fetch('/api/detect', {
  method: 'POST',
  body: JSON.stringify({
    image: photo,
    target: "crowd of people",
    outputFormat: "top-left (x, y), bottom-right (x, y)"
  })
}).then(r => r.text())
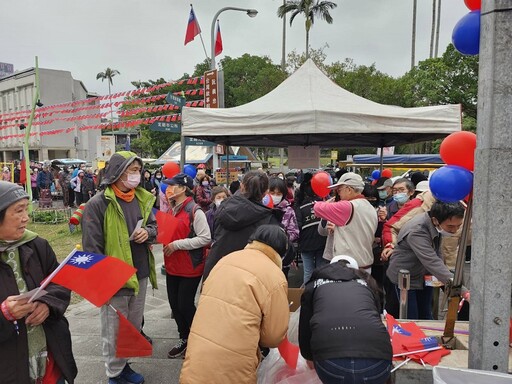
top-left (0, 150), bottom-right (470, 384)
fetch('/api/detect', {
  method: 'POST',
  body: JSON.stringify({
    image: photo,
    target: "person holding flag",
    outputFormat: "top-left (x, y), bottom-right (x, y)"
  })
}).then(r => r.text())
top-left (0, 180), bottom-right (77, 384)
top-left (82, 151), bottom-right (157, 384)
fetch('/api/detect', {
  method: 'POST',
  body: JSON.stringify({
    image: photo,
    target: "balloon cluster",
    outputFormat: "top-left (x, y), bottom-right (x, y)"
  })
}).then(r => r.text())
top-left (429, 131), bottom-right (476, 202)
top-left (452, 0), bottom-right (480, 55)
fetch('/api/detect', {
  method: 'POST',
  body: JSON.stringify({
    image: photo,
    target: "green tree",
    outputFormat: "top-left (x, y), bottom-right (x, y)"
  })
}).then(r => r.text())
top-left (286, 45), bottom-right (329, 73)
top-left (277, 0), bottom-right (337, 59)
top-left (399, 44), bottom-right (478, 121)
top-left (219, 54), bottom-right (288, 107)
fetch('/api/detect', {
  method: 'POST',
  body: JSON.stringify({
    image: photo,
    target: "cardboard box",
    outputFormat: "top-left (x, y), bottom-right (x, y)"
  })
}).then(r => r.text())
top-left (288, 288), bottom-right (304, 312)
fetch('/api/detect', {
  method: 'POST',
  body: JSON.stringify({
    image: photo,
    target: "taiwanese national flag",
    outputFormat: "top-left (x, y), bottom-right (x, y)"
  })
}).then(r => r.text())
top-left (155, 210), bottom-right (183, 245)
top-left (51, 251), bottom-right (136, 307)
top-left (115, 309), bottom-right (153, 357)
top-left (214, 20), bottom-right (223, 56)
top-left (184, 5), bottom-right (201, 45)
top-left (385, 313), bottom-right (450, 366)
top-left (278, 336), bottom-right (299, 369)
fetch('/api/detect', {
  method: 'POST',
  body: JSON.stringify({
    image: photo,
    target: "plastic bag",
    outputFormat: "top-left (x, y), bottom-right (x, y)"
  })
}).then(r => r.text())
top-left (287, 308), bottom-right (301, 345)
top-left (257, 348), bottom-right (321, 384)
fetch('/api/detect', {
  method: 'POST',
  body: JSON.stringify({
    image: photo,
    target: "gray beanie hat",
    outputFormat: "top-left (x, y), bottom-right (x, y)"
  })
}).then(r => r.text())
top-left (0, 181), bottom-right (29, 212)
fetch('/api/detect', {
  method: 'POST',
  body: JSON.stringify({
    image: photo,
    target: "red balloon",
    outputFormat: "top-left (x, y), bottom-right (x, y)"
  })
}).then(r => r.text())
top-left (162, 161), bottom-right (180, 179)
top-left (464, 0), bottom-right (481, 11)
top-left (381, 169), bottom-right (393, 178)
top-left (440, 131), bottom-right (476, 171)
top-left (311, 171), bottom-right (332, 198)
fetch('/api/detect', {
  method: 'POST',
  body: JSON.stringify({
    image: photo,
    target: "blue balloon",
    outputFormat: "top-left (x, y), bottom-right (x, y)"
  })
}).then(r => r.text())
top-left (160, 182), bottom-right (168, 194)
top-left (429, 165), bottom-right (473, 203)
top-left (452, 11), bottom-right (480, 56)
top-left (371, 170), bottom-right (381, 180)
top-left (183, 164), bottom-right (197, 178)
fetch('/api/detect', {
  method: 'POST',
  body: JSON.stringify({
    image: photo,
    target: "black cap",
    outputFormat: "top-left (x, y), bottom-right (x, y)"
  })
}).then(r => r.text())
top-left (163, 173), bottom-right (193, 189)
top-left (410, 171), bottom-right (428, 186)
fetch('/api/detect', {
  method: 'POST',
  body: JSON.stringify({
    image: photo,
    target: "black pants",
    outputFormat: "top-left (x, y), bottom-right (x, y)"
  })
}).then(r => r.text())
top-left (166, 274), bottom-right (201, 340)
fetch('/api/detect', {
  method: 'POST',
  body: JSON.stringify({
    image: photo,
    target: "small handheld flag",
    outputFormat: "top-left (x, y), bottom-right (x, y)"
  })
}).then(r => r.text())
top-left (115, 308), bottom-right (153, 357)
top-left (33, 248), bottom-right (136, 307)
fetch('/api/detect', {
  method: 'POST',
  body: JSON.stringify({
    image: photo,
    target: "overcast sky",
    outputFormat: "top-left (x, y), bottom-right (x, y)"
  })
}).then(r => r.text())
top-left (1, 0), bottom-right (470, 97)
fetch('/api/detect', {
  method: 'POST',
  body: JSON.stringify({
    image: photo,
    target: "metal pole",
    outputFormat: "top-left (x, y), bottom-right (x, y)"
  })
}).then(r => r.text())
top-left (398, 269), bottom-right (410, 319)
top-left (469, 1), bottom-right (512, 372)
top-left (24, 56), bottom-right (39, 214)
top-left (210, 7), bottom-right (258, 70)
top-left (281, 0), bottom-right (286, 71)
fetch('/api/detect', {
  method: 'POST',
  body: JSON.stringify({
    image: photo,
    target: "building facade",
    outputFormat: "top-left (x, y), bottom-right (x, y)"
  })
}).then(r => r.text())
top-left (0, 67), bottom-right (101, 162)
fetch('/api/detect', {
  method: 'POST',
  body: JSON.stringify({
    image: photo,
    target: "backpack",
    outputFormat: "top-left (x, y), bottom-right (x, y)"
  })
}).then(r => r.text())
top-left (183, 200), bottom-right (209, 268)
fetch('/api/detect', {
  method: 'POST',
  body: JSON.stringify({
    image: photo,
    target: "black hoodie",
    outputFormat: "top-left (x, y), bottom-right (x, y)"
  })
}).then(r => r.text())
top-left (299, 262), bottom-right (392, 362)
top-left (202, 194), bottom-right (282, 280)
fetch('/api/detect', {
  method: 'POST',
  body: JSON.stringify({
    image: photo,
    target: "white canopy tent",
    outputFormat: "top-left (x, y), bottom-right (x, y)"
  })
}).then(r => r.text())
top-left (182, 59), bottom-right (461, 148)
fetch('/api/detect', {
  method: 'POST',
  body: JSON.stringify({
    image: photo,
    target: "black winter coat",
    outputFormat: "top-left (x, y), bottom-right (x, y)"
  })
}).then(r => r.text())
top-left (0, 237), bottom-right (77, 384)
top-left (202, 194), bottom-right (282, 280)
top-left (299, 262), bottom-right (392, 362)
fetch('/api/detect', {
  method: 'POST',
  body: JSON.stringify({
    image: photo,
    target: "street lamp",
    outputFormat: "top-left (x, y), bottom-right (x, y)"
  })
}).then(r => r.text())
top-left (210, 7), bottom-right (258, 70)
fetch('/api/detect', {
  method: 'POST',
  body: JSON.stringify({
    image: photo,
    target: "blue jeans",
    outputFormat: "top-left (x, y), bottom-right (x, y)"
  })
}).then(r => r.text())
top-left (394, 285), bottom-right (434, 320)
top-left (301, 249), bottom-right (327, 284)
top-left (315, 358), bottom-right (391, 384)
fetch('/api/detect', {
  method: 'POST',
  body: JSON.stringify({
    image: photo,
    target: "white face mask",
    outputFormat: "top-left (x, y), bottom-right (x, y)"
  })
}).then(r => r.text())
top-left (271, 195), bottom-right (282, 206)
top-left (214, 199), bottom-right (223, 207)
top-left (122, 173), bottom-right (141, 189)
top-left (202, 181), bottom-right (209, 186)
top-left (439, 228), bottom-right (456, 237)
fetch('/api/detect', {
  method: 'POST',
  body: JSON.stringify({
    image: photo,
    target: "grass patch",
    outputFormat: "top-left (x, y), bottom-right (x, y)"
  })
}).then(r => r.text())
top-left (27, 221), bottom-right (84, 304)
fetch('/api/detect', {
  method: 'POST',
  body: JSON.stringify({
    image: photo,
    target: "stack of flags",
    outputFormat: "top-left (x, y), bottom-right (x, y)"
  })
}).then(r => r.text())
top-left (386, 313), bottom-right (450, 368)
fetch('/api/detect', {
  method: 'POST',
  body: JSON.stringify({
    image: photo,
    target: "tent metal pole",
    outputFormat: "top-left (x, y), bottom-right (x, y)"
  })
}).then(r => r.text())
top-left (379, 146), bottom-right (384, 172)
top-left (180, 135), bottom-right (186, 172)
top-left (226, 143), bottom-right (230, 188)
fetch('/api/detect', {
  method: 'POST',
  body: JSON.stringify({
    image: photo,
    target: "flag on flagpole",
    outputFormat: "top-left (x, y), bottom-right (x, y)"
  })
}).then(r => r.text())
top-left (214, 20), bottom-right (223, 56)
top-left (115, 309), bottom-right (153, 357)
top-left (49, 250), bottom-right (136, 307)
top-left (184, 5), bottom-right (201, 45)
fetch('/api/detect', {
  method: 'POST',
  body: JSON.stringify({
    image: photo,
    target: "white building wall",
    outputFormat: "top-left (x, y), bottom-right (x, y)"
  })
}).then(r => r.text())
top-left (0, 68), bottom-right (101, 162)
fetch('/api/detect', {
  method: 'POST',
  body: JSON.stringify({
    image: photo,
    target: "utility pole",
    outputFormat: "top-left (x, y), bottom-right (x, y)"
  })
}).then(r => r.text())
top-left (469, 0), bottom-right (512, 372)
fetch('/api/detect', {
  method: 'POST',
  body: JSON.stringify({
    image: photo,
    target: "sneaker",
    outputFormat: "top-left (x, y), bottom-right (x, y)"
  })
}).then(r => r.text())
top-left (140, 329), bottom-right (153, 345)
top-left (167, 338), bottom-right (187, 359)
top-left (119, 363), bottom-right (144, 384)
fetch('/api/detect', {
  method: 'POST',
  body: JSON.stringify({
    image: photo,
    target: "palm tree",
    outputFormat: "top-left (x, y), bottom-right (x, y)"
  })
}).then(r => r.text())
top-left (96, 68), bottom-right (120, 131)
top-left (277, 0), bottom-right (337, 60)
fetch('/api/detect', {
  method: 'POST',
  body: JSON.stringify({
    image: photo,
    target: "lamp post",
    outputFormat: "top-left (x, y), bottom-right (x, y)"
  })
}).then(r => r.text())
top-left (210, 7), bottom-right (258, 70)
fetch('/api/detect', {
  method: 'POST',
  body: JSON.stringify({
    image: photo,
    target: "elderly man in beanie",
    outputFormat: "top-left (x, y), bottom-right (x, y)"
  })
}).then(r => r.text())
top-left (82, 151), bottom-right (157, 384)
top-left (314, 172), bottom-right (378, 273)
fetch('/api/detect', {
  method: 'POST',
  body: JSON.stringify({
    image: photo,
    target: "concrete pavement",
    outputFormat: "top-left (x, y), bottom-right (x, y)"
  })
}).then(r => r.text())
top-left (67, 244), bottom-right (183, 384)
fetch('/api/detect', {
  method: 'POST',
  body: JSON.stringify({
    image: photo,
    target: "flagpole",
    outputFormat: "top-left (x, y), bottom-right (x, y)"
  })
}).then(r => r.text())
top-left (198, 34), bottom-right (210, 62)
top-left (28, 246), bottom-right (80, 303)
top-left (392, 346), bottom-right (442, 358)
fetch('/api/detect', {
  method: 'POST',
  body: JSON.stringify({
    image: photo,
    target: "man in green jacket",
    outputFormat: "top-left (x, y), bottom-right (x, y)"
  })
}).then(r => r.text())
top-left (82, 151), bottom-right (157, 384)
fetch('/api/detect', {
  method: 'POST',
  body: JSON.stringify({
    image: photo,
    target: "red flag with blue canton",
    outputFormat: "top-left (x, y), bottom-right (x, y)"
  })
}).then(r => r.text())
top-left (51, 251), bottom-right (136, 307)
top-left (385, 313), bottom-right (450, 366)
top-left (184, 5), bottom-right (201, 45)
top-left (214, 20), bottom-right (223, 56)
top-left (115, 309), bottom-right (153, 357)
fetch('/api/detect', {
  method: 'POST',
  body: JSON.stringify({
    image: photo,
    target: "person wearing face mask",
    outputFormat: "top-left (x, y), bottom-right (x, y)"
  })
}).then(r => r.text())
top-left (387, 178), bottom-right (415, 219)
top-left (70, 170), bottom-right (85, 206)
top-left (386, 201), bottom-right (467, 320)
top-left (269, 177), bottom-right (299, 278)
top-left (81, 151), bottom-right (158, 384)
top-left (194, 174), bottom-right (213, 212)
top-left (151, 170), bottom-right (163, 209)
top-left (374, 177), bottom-right (394, 221)
top-left (205, 186), bottom-right (229, 241)
top-left (162, 173), bottom-right (211, 359)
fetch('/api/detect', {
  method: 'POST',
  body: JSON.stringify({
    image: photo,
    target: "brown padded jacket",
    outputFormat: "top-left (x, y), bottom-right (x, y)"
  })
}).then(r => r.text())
top-left (180, 241), bottom-right (289, 384)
